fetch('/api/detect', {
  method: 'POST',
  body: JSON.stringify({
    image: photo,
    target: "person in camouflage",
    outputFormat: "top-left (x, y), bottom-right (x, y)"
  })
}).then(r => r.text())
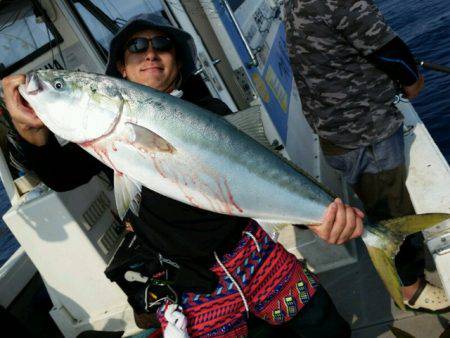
top-left (284, 0), bottom-right (450, 313)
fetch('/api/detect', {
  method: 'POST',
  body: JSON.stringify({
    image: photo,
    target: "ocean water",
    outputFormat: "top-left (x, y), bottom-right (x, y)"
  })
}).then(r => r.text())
top-left (376, 0), bottom-right (450, 161)
top-left (0, 1), bottom-right (449, 266)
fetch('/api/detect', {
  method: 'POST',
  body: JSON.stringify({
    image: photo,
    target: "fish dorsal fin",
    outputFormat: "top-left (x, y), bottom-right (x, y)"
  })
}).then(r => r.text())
top-left (379, 213), bottom-right (450, 234)
top-left (224, 106), bottom-right (272, 149)
top-left (114, 172), bottom-right (142, 220)
top-left (126, 122), bottom-right (175, 154)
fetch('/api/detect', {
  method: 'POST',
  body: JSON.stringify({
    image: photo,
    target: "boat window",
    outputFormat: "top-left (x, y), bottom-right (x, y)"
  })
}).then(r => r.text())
top-left (0, 0), bottom-right (62, 77)
top-left (68, 0), bottom-right (165, 60)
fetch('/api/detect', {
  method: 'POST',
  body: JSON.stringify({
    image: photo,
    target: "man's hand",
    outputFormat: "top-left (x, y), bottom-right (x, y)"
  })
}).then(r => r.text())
top-left (1, 74), bottom-right (49, 146)
top-left (403, 74), bottom-right (424, 99)
top-left (308, 198), bottom-right (364, 245)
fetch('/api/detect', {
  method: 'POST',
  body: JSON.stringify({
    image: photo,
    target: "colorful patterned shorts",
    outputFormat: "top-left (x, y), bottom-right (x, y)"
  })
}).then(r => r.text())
top-left (158, 221), bottom-right (318, 337)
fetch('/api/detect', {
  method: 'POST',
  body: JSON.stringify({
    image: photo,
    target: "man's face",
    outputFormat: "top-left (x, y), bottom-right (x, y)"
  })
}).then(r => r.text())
top-left (119, 29), bottom-right (180, 92)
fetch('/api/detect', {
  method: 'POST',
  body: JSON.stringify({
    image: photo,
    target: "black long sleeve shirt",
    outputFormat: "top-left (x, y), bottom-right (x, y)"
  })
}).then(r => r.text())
top-left (366, 36), bottom-right (420, 87)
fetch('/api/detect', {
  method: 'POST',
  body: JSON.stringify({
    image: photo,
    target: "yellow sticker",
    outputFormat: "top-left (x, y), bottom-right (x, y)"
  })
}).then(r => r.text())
top-left (252, 72), bottom-right (270, 103)
top-left (265, 66), bottom-right (288, 112)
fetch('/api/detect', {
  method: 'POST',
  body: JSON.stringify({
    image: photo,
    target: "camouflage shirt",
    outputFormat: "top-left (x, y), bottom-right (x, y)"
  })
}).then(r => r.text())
top-left (284, 0), bottom-right (404, 148)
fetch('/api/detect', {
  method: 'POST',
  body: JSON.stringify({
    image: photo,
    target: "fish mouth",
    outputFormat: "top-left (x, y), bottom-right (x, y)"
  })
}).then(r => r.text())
top-left (24, 72), bottom-right (44, 96)
top-left (17, 72), bottom-right (42, 115)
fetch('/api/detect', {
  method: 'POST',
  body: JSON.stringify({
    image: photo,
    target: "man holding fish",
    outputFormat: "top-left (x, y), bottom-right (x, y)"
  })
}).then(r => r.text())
top-left (1, 13), bottom-right (366, 337)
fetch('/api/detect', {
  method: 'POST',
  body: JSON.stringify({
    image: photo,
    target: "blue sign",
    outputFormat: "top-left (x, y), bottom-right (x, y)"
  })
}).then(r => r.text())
top-left (212, 0), bottom-right (294, 142)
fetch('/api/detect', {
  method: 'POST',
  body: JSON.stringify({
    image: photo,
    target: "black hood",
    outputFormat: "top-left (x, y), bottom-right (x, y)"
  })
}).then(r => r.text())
top-left (105, 13), bottom-right (197, 83)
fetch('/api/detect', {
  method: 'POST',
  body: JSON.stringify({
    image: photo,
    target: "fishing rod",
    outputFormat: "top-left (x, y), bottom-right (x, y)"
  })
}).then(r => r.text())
top-left (418, 60), bottom-right (450, 74)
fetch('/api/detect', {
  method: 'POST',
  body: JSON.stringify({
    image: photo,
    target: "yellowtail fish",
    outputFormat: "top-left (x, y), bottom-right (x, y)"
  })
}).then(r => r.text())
top-left (19, 70), bottom-right (449, 309)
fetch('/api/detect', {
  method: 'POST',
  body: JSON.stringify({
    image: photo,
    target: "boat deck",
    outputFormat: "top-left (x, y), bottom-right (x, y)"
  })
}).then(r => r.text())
top-left (320, 239), bottom-right (450, 337)
top-left (8, 237), bottom-right (450, 337)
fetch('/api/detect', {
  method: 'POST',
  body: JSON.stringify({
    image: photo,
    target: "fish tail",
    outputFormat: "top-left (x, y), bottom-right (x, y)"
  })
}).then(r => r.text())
top-left (367, 213), bottom-right (450, 310)
top-left (378, 213), bottom-right (450, 235)
top-left (366, 245), bottom-right (405, 309)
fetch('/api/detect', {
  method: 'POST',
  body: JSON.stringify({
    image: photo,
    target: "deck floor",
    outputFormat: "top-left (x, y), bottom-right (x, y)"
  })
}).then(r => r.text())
top-left (7, 238), bottom-right (450, 337)
top-left (319, 239), bottom-right (450, 338)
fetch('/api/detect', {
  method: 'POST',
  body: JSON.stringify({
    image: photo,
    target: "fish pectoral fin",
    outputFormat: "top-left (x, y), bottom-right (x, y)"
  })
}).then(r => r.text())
top-left (273, 223), bottom-right (292, 231)
top-left (379, 213), bottom-right (450, 235)
top-left (114, 172), bottom-right (142, 220)
top-left (254, 219), bottom-right (292, 230)
top-left (126, 122), bottom-right (175, 154)
top-left (366, 245), bottom-right (405, 310)
top-left (253, 220), bottom-right (293, 240)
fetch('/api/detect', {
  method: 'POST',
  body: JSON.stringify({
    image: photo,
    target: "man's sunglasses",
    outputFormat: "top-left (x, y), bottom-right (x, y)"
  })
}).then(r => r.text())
top-left (125, 36), bottom-right (174, 54)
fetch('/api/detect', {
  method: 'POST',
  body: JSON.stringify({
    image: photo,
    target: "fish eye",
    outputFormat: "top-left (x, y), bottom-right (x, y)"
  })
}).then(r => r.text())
top-left (53, 79), bottom-right (65, 90)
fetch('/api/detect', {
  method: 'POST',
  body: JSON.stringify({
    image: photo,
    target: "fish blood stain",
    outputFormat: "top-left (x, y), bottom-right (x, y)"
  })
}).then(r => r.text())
top-left (224, 180), bottom-right (243, 213)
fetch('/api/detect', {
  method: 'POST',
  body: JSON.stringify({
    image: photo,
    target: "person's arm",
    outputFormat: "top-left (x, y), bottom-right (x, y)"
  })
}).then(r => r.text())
top-left (330, 1), bottom-right (424, 98)
top-left (2, 74), bottom-right (107, 191)
top-left (308, 198), bottom-right (364, 245)
top-left (367, 37), bottom-right (418, 86)
top-left (331, 0), bottom-right (397, 56)
top-left (18, 132), bottom-right (107, 191)
top-left (366, 36), bottom-right (424, 98)
top-left (1, 74), bottom-right (49, 146)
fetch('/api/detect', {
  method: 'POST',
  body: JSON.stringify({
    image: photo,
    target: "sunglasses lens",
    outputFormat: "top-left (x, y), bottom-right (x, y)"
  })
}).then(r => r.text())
top-left (128, 38), bottom-right (150, 53)
top-left (151, 36), bottom-right (174, 52)
top-left (126, 37), bottom-right (174, 54)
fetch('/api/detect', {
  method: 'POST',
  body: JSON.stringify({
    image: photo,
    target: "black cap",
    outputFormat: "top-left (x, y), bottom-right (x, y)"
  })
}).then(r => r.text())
top-left (105, 13), bottom-right (197, 83)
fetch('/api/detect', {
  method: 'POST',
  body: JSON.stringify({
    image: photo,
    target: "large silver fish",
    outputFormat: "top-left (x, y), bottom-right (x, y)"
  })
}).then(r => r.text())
top-left (19, 70), bottom-right (449, 309)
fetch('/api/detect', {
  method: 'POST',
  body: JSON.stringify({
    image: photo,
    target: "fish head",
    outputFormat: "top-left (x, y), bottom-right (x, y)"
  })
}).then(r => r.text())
top-left (18, 70), bottom-right (123, 143)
